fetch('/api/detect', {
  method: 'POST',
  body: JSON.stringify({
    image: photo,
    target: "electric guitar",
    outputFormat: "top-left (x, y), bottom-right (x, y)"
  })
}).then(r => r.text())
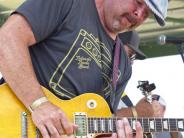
top-left (0, 83), bottom-right (184, 138)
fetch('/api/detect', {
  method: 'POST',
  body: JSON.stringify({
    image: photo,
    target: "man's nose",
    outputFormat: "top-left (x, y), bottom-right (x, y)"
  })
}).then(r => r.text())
top-left (133, 7), bottom-right (149, 22)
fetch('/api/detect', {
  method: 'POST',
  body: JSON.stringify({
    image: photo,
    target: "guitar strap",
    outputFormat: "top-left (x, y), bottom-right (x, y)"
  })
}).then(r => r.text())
top-left (0, 77), bottom-right (5, 85)
top-left (109, 36), bottom-right (121, 112)
top-left (112, 37), bottom-right (121, 92)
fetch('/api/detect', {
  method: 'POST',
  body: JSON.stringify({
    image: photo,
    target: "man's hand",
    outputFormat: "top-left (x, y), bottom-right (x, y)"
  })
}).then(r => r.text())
top-left (113, 118), bottom-right (143, 138)
top-left (135, 97), bottom-right (165, 117)
top-left (31, 101), bottom-right (77, 138)
top-left (97, 118), bottom-right (143, 138)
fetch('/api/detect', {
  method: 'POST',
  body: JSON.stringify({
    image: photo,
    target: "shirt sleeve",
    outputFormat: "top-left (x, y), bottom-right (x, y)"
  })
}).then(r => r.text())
top-left (12, 0), bottom-right (73, 42)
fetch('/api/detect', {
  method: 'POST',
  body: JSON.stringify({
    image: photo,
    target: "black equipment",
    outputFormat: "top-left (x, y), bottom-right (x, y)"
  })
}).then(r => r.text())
top-left (137, 81), bottom-right (156, 103)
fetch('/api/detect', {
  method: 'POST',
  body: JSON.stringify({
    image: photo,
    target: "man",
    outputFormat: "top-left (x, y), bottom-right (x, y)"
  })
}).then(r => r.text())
top-left (0, 0), bottom-right (168, 138)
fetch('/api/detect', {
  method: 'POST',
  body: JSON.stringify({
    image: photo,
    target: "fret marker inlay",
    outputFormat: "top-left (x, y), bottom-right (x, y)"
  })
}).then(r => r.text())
top-left (150, 120), bottom-right (155, 129)
top-left (109, 119), bottom-right (112, 132)
top-left (101, 119), bottom-right (105, 132)
top-left (132, 120), bottom-right (136, 130)
top-left (163, 120), bottom-right (168, 129)
top-left (178, 121), bottom-right (184, 129)
top-left (94, 119), bottom-right (97, 132)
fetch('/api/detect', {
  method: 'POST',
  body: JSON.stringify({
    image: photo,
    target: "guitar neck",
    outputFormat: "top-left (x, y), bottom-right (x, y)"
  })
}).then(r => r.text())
top-left (75, 115), bottom-right (184, 136)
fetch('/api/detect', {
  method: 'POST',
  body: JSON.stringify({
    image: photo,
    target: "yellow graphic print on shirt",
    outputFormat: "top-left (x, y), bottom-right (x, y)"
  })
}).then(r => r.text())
top-left (49, 29), bottom-right (113, 99)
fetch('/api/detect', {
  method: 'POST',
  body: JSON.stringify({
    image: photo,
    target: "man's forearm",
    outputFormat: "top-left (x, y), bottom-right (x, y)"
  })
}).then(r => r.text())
top-left (115, 107), bottom-right (134, 117)
top-left (0, 14), bottom-right (45, 108)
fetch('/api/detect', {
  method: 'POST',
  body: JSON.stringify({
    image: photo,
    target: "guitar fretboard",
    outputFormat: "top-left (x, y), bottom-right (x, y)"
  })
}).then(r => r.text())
top-left (75, 115), bottom-right (184, 136)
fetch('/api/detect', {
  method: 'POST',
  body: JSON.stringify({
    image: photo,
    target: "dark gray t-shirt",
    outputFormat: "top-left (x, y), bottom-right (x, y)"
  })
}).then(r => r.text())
top-left (14, 0), bottom-right (132, 111)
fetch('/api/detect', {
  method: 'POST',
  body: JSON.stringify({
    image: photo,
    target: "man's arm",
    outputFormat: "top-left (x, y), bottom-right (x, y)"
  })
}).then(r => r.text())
top-left (116, 97), bottom-right (165, 118)
top-left (116, 108), bottom-right (135, 117)
top-left (0, 14), bottom-right (41, 107)
top-left (0, 14), bottom-right (75, 137)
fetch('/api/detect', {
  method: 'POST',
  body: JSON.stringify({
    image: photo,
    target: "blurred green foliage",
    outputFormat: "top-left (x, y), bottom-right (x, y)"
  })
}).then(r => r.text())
top-left (0, 14), bottom-right (8, 26)
top-left (0, 0), bottom-right (24, 26)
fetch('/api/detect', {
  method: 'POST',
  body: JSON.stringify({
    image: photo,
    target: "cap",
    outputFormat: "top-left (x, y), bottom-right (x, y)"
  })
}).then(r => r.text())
top-left (119, 30), bottom-right (146, 60)
top-left (144, 0), bottom-right (168, 26)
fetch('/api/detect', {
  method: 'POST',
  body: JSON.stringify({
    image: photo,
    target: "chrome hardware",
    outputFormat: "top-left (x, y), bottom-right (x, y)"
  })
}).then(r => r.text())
top-left (21, 112), bottom-right (27, 138)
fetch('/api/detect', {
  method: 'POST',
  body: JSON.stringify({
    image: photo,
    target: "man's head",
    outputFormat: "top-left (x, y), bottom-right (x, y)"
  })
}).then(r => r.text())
top-left (101, 0), bottom-right (168, 34)
top-left (119, 30), bottom-right (146, 63)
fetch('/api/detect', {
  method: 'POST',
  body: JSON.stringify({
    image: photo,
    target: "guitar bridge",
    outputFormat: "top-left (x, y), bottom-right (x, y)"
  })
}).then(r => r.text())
top-left (74, 112), bottom-right (88, 137)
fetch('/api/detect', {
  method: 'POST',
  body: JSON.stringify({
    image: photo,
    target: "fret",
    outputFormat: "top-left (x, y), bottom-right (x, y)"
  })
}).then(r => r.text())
top-left (169, 118), bottom-right (177, 131)
top-left (137, 118), bottom-right (143, 127)
top-left (148, 118), bottom-right (150, 132)
top-left (112, 118), bottom-right (117, 132)
top-left (91, 117), bottom-right (94, 133)
top-left (168, 118), bottom-right (171, 131)
top-left (175, 119), bottom-right (178, 132)
top-left (88, 117), bottom-right (91, 133)
top-left (97, 118), bottom-right (101, 133)
top-left (149, 118), bottom-right (156, 132)
top-left (155, 118), bottom-right (163, 132)
top-left (162, 118), bottom-right (169, 131)
top-left (128, 118), bottom-right (132, 130)
top-left (177, 119), bottom-right (184, 131)
top-left (128, 118), bottom-right (138, 133)
top-left (143, 118), bottom-right (149, 132)
top-left (104, 118), bottom-right (108, 133)
top-left (98, 118), bottom-right (101, 133)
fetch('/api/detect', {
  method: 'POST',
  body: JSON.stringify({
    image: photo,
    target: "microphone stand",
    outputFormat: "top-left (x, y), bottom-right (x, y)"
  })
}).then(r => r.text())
top-left (176, 43), bottom-right (184, 63)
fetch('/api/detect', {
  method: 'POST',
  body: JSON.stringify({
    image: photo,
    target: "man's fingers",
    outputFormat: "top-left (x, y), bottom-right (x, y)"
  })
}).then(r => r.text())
top-left (52, 115), bottom-right (64, 135)
top-left (123, 118), bottom-right (133, 138)
top-left (45, 121), bottom-right (61, 138)
top-left (98, 118), bottom-right (143, 138)
top-left (111, 133), bottom-right (118, 138)
top-left (116, 120), bottom-right (126, 138)
top-left (37, 125), bottom-right (50, 138)
top-left (123, 118), bottom-right (143, 138)
top-left (31, 102), bottom-right (76, 137)
top-left (59, 111), bottom-right (75, 135)
top-left (135, 121), bottom-right (143, 138)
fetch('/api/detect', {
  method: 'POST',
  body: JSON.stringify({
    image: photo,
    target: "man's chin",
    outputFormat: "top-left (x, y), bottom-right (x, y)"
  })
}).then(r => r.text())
top-left (115, 24), bottom-right (134, 33)
top-left (113, 26), bottom-right (130, 33)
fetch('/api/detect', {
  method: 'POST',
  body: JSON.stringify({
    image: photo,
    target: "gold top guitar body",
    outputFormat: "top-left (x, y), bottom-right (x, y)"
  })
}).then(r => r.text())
top-left (0, 83), bottom-right (111, 138)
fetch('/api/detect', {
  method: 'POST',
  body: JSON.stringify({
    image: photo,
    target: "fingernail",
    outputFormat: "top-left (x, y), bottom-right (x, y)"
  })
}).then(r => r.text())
top-left (117, 120), bottom-right (122, 126)
top-left (112, 133), bottom-right (117, 138)
top-left (123, 117), bottom-right (129, 125)
top-left (136, 121), bottom-right (141, 128)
